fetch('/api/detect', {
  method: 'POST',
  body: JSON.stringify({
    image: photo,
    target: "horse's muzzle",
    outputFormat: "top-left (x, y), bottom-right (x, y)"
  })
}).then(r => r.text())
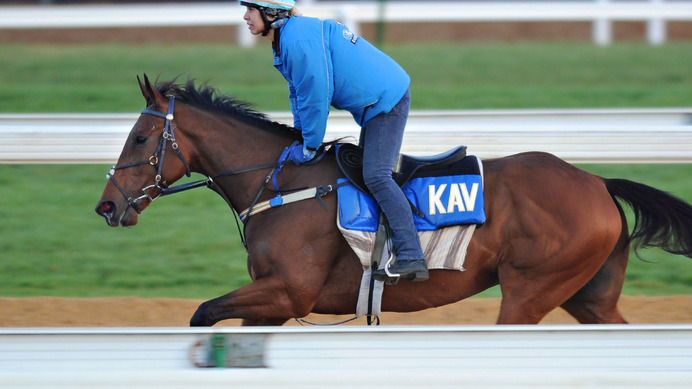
top-left (95, 200), bottom-right (120, 227)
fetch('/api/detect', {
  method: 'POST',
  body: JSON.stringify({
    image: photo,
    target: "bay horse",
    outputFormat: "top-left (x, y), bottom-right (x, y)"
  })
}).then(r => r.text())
top-left (95, 75), bottom-right (692, 326)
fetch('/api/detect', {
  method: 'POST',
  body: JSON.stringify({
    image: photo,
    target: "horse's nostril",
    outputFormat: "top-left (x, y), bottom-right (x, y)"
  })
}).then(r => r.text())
top-left (99, 201), bottom-right (114, 214)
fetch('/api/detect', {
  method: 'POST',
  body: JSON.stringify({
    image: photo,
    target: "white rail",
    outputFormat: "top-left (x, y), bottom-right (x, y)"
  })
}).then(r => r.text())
top-left (1, 108), bottom-right (691, 164)
top-left (1, 325), bottom-right (691, 387)
top-left (1, 1), bottom-right (691, 45)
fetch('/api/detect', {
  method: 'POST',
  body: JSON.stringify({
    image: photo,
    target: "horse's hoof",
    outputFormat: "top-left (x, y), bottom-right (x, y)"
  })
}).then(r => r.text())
top-left (190, 302), bottom-right (214, 327)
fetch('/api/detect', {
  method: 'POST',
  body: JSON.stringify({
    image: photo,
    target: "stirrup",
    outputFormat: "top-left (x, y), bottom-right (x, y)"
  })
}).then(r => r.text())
top-left (372, 253), bottom-right (399, 284)
top-left (373, 256), bottom-right (429, 283)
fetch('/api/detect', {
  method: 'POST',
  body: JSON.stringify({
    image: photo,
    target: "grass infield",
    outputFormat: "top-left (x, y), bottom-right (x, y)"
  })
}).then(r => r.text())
top-left (1, 42), bottom-right (691, 298)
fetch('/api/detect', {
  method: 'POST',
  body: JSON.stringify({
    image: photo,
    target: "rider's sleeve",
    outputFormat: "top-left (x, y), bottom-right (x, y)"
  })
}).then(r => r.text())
top-left (282, 38), bottom-right (332, 151)
top-left (288, 84), bottom-right (302, 131)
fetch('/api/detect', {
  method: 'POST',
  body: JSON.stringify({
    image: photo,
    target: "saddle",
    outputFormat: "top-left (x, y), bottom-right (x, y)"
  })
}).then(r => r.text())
top-left (336, 143), bottom-right (474, 195)
top-left (334, 143), bottom-right (484, 318)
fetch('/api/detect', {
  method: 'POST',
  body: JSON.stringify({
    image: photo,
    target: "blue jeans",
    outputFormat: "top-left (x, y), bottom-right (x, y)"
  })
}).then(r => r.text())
top-left (360, 90), bottom-right (424, 261)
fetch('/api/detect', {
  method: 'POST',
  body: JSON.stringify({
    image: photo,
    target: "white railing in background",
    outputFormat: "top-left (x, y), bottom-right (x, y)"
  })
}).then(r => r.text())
top-left (1, 325), bottom-right (692, 387)
top-left (0, 1), bottom-right (691, 45)
top-left (2, 108), bottom-right (691, 164)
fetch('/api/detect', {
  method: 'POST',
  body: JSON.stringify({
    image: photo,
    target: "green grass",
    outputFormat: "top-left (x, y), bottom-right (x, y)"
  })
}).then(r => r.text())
top-left (0, 165), bottom-right (250, 299)
top-left (1, 42), bottom-right (691, 112)
top-left (1, 164), bottom-right (691, 298)
top-left (1, 42), bottom-right (692, 298)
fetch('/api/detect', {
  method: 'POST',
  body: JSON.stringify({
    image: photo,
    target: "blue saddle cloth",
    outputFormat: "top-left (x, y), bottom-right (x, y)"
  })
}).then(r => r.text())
top-left (337, 156), bottom-right (486, 232)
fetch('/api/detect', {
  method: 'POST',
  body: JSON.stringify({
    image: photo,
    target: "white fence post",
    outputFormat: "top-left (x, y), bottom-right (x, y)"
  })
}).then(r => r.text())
top-left (647, 0), bottom-right (667, 45)
top-left (237, 24), bottom-right (257, 47)
top-left (593, 0), bottom-right (613, 45)
top-left (338, 5), bottom-right (360, 39)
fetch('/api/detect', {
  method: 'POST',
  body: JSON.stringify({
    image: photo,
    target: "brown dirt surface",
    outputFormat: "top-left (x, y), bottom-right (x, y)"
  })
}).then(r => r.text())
top-left (1, 295), bottom-right (690, 327)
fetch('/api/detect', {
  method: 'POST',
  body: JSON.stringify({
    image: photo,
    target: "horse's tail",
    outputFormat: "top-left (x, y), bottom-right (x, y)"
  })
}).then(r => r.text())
top-left (605, 178), bottom-right (692, 258)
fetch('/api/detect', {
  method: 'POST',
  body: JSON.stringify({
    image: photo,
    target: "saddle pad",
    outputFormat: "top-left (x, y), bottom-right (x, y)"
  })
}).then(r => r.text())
top-left (336, 152), bottom-right (484, 318)
top-left (337, 156), bottom-right (486, 232)
top-left (338, 213), bottom-right (477, 317)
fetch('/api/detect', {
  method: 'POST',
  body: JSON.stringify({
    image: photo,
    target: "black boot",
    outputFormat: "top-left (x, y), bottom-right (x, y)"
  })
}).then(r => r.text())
top-left (373, 259), bottom-right (429, 282)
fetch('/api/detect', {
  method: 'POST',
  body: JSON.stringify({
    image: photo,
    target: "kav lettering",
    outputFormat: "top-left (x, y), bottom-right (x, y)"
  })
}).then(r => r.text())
top-left (429, 183), bottom-right (479, 215)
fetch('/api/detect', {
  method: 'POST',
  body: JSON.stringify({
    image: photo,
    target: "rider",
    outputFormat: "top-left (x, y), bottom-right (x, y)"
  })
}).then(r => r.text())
top-left (239, 0), bottom-right (428, 282)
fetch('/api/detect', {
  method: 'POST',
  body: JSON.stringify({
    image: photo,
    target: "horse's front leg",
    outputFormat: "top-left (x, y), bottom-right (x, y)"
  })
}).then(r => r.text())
top-left (240, 318), bottom-right (290, 326)
top-left (190, 275), bottom-right (316, 327)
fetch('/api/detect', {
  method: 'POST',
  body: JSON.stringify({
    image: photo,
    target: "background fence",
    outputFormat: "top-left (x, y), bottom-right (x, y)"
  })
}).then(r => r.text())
top-left (2, 108), bottom-right (691, 164)
top-left (1, 1), bottom-right (691, 45)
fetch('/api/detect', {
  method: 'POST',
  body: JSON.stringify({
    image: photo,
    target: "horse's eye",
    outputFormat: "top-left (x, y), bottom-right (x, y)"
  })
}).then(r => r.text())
top-left (135, 135), bottom-right (148, 145)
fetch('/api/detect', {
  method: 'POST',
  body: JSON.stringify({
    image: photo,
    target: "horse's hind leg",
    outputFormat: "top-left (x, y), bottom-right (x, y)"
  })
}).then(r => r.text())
top-left (560, 206), bottom-right (630, 324)
top-left (559, 254), bottom-right (628, 324)
top-left (495, 202), bottom-right (624, 324)
top-left (496, 254), bottom-right (607, 324)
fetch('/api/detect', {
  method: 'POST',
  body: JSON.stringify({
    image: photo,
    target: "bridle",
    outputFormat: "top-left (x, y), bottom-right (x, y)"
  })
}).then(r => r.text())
top-left (104, 95), bottom-right (286, 228)
top-left (104, 95), bottom-right (332, 249)
top-left (106, 96), bottom-right (191, 215)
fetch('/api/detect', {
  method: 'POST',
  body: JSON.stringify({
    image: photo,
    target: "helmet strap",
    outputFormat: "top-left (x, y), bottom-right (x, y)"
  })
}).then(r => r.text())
top-left (259, 9), bottom-right (273, 36)
top-left (259, 7), bottom-right (289, 36)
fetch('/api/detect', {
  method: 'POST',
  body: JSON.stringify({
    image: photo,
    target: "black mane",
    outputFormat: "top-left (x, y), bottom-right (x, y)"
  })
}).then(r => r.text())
top-left (155, 78), bottom-right (302, 141)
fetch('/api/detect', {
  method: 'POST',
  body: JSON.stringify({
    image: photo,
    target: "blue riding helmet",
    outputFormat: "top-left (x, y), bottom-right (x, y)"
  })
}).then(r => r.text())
top-left (239, 0), bottom-right (295, 11)
top-left (239, 0), bottom-right (295, 36)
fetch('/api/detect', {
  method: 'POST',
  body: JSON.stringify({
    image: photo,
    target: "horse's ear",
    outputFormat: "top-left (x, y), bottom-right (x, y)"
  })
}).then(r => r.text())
top-left (137, 73), bottom-right (162, 107)
top-left (137, 74), bottom-right (149, 101)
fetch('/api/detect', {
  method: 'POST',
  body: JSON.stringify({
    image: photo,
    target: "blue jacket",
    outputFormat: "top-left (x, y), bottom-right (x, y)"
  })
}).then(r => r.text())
top-left (273, 16), bottom-right (411, 150)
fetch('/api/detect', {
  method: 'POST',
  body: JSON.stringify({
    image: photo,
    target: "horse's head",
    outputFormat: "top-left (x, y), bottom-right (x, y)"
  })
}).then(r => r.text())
top-left (95, 74), bottom-right (192, 227)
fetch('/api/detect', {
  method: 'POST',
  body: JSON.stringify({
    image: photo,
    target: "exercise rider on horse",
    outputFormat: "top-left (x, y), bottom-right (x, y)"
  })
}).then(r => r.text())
top-left (239, 0), bottom-right (428, 281)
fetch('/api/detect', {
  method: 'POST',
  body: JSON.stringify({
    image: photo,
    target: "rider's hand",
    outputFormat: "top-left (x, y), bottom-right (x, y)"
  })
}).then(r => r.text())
top-left (286, 143), bottom-right (317, 165)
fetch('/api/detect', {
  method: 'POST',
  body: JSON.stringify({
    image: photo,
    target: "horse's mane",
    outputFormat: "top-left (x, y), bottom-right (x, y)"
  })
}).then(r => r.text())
top-left (155, 77), bottom-right (302, 141)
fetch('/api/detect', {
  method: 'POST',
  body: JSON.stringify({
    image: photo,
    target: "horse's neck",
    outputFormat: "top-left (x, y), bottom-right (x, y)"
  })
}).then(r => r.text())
top-left (186, 114), bottom-right (291, 211)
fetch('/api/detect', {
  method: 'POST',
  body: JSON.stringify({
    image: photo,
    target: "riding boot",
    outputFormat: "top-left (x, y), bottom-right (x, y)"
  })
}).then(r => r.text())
top-left (373, 258), bottom-right (429, 282)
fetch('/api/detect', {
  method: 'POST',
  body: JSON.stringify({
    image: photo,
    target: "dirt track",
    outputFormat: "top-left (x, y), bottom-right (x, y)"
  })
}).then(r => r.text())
top-left (1, 295), bottom-right (690, 327)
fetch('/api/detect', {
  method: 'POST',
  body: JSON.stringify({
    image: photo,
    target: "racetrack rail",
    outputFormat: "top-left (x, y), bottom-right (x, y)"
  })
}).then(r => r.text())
top-left (2, 108), bottom-right (691, 164)
top-left (1, 325), bottom-right (691, 387)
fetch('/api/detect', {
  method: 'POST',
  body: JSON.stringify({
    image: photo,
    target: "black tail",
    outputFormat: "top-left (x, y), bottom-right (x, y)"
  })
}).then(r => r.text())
top-left (605, 178), bottom-right (692, 258)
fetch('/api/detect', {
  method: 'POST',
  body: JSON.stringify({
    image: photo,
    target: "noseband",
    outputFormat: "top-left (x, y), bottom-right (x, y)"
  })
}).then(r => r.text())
top-left (106, 96), bottom-right (191, 214)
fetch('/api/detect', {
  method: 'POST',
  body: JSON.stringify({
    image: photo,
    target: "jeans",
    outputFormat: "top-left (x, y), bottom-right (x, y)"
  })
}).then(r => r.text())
top-left (360, 89), bottom-right (424, 261)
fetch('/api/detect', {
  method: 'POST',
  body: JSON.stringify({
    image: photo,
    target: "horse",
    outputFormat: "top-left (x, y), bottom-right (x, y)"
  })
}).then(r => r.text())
top-left (95, 75), bottom-right (692, 326)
